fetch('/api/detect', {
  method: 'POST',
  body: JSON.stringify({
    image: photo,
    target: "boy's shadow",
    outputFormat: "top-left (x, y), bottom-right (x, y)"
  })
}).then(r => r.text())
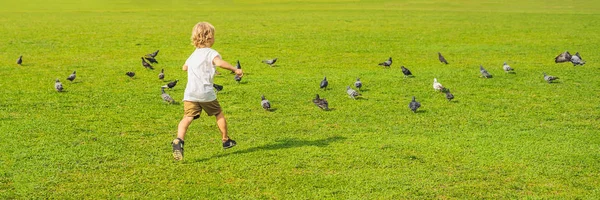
top-left (194, 136), bottom-right (346, 162)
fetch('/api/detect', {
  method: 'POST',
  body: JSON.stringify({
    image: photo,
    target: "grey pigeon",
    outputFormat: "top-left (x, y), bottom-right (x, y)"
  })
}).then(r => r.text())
top-left (313, 94), bottom-right (329, 110)
top-left (480, 65), bottom-right (492, 78)
top-left (126, 71), bottom-right (135, 78)
top-left (213, 83), bottom-right (223, 92)
top-left (445, 89), bottom-right (454, 102)
top-left (55, 79), bottom-right (63, 92)
top-left (409, 96), bottom-right (421, 113)
top-left (261, 95), bottom-right (271, 111)
top-left (161, 87), bottom-right (174, 104)
top-left (141, 57), bottom-right (154, 70)
top-left (438, 52), bottom-right (448, 64)
top-left (354, 78), bottom-right (362, 90)
top-left (67, 71), bottom-right (76, 82)
top-left (401, 66), bottom-right (413, 77)
top-left (555, 51), bottom-right (572, 63)
top-left (147, 50), bottom-right (159, 58)
top-left (16, 55), bottom-right (22, 65)
top-left (162, 80), bottom-right (178, 89)
top-left (378, 57), bottom-right (392, 67)
top-left (346, 86), bottom-right (360, 99)
top-left (262, 58), bottom-right (277, 67)
top-left (570, 52), bottom-right (585, 66)
top-left (158, 69), bottom-right (164, 80)
top-left (502, 62), bottom-right (514, 73)
top-left (320, 76), bottom-right (328, 90)
top-left (543, 72), bottom-right (559, 83)
top-left (234, 60), bottom-right (242, 83)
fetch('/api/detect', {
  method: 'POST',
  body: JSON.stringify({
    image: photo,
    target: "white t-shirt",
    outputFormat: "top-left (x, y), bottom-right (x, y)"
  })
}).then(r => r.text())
top-left (183, 48), bottom-right (220, 102)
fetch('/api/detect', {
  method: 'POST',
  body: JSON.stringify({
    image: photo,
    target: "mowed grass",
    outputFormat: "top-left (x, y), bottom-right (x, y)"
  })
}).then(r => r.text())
top-left (1, 0), bottom-right (600, 198)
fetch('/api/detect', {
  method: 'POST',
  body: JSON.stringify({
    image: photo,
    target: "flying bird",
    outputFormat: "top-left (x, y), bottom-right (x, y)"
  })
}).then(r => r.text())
top-left (55, 79), bottom-right (63, 92)
top-left (401, 66), bottom-right (413, 77)
top-left (354, 78), bottom-right (362, 91)
top-left (161, 87), bottom-right (175, 104)
top-left (158, 69), bottom-right (164, 80)
top-left (126, 71), bottom-right (135, 78)
top-left (554, 51), bottom-right (572, 63)
top-left (162, 80), bottom-right (178, 89)
top-left (480, 65), bottom-right (492, 78)
top-left (147, 50), bottom-right (159, 58)
top-left (141, 57), bottom-right (154, 70)
top-left (234, 60), bottom-right (242, 83)
top-left (262, 58), bottom-right (277, 67)
top-left (543, 72), bottom-right (559, 83)
top-left (346, 86), bottom-right (360, 99)
top-left (502, 62), bottom-right (514, 73)
top-left (312, 94), bottom-right (329, 110)
top-left (378, 57), bottom-right (392, 67)
top-left (433, 78), bottom-right (444, 92)
top-left (320, 76), bottom-right (328, 90)
top-left (67, 71), bottom-right (76, 82)
top-left (570, 52), bottom-right (585, 66)
top-left (213, 83), bottom-right (223, 92)
top-left (409, 96), bottom-right (421, 113)
top-left (445, 89), bottom-right (454, 102)
top-left (144, 56), bottom-right (158, 64)
top-left (16, 55), bottom-right (22, 65)
top-left (261, 95), bottom-right (271, 111)
top-left (438, 52), bottom-right (448, 64)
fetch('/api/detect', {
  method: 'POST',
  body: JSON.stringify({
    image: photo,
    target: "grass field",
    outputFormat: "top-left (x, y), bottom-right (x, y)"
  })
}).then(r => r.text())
top-left (1, 0), bottom-right (600, 198)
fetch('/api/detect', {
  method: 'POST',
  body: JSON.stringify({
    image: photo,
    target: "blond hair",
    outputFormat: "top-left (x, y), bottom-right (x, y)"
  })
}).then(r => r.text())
top-left (191, 22), bottom-right (215, 48)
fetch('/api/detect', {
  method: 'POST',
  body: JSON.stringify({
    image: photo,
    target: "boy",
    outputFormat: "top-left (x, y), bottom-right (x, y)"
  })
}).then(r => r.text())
top-left (172, 22), bottom-right (243, 160)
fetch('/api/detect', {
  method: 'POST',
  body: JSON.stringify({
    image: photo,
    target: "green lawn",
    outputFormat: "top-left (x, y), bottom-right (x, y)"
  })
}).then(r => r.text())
top-left (1, 0), bottom-right (599, 198)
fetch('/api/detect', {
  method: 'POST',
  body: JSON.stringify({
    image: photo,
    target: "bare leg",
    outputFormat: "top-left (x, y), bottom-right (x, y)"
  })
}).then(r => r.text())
top-left (215, 112), bottom-right (229, 142)
top-left (177, 116), bottom-right (195, 140)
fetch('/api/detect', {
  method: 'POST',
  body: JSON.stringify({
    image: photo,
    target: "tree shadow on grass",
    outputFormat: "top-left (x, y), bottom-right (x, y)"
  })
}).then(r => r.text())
top-left (193, 136), bottom-right (346, 162)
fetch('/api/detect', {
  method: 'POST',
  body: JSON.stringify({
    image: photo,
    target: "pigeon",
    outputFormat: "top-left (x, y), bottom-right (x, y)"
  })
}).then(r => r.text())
top-left (480, 65), bottom-right (492, 78)
top-left (261, 95), bottom-right (271, 111)
top-left (141, 57), bottom-right (154, 70)
top-left (570, 52), bottom-right (585, 66)
top-left (433, 78), bottom-right (444, 92)
top-left (213, 83), bottom-right (223, 92)
top-left (554, 51), bottom-right (572, 63)
top-left (502, 62), bottom-right (514, 73)
top-left (162, 80), bottom-right (178, 89)
top-left (144, 56), bottom-right (158, 64)
top-left (346, 86), bottom-right (360, 99)
top-left (147, 50), bottom-right (159, 58)
top-left (409, 96), bottom-right (421, 113)
top-left (320, 76), bottom-right (328, 90)
top-left (262, 58), bottom-right (277, 67)
top-left (401, 66), bottom-right (413, 77)
top-left (55, 79), bottom-right (63, 92)
top-left (126, 71), bottom-right (135, 78)
top-left (67, 71), bottom-right (76, 82)
top-left (234, 60), bottom-right (242, 83)
top-left (438, 52), bottom-right (448, 64)
top-left (543, 72), bottom-right (559, 83)
top-left (312, 94), bottom-right (329, 110)
top-left (354, 78), bottom-right (362, 90)
top-left (158, 69), bottom-right (164, 80)
top-left (378, 57), bottom-right (392, 67)
top-left (161, 87), bottom-right (175, 104)
top-left (16, 55), bottom-right (22, 65)
top-left (445, 89), bottom-right (454, 102)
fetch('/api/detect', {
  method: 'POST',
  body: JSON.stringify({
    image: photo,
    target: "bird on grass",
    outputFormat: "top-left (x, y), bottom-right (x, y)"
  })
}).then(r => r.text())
top-left (354, 78), bottom-right (362, 91)
top-left (346, 86), bottom-right (360, 99)
top-left (554, 51), bottom-right (572, 63)
top-left (409, 96), bottom-right (421, 113)
top-left (213, 83), bottom-right (223, 92)
top-left (161, 87), bottom-right (174, 104)
top-left (433, 78), bottom-right (444, 92)
top-left (313, 94), bottom-right (329, 110)
top-left (401, 66), bottom-right (413, 77)
top-left (445, 89), bottom-right (454, 102)
top-left (320, 76), bottom-right (328, 90)
top-left (144, 56), bottom-right (158, 64)
top-left (126, 71), bottom-right (135, 78)
top-left (67, 71), bottom-right (76, 82)
top-left (55, 79), bottom-right (63, 92)
top-left (16, 55), bottom-right (22, 65)
top-left (141, 57), bottom-right (154, 70)
top-left (378, 57), bottom-right (392, 67)
top-left (261, 95), bottom-right (271, 111)
top-left (543, 72), bottom-right (559, 83)
top-left (158, 69), bottom-right (164, 80)
top-left (146, 50), bottom-right (159, 58)
top-left (262, 58), bottom-right (277, 67)
top-left (438, 52), bottom-right (449, 64)
top-left (234, 60), bottom-right (242, 83)
top-left (162, 80), bottom-right (178, 89)
top-left (502, 62), bottom-right (514, 73)
top-left (480, 65), bottom-right (492, 78)
top-left (570, 52), bottom-right (585, 66)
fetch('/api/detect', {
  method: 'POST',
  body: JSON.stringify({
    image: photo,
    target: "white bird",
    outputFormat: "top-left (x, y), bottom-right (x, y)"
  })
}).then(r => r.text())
top-left (503, 62), bottom-right (514, 73)
top-left (346, 86), bottom-right (360, 99)
top-left (433, 78), bottom-right (444, 92)
top-left (55, 79), bottom-right (63, 92)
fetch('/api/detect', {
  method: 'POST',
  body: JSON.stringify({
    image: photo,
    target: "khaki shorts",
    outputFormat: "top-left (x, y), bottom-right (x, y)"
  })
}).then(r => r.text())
top-left (183, 100), bottom-right (222, 119)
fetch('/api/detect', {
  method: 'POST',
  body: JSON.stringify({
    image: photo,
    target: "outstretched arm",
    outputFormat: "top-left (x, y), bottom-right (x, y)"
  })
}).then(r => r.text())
top-left (213, 56), bottom-right (243, 77)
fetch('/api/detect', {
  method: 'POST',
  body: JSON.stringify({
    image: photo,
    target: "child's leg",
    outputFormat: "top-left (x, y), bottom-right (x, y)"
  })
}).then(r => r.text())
top-left (215, 112), bottom-right (229, 142)
top-left (177, 116), bottom-right (195, 140)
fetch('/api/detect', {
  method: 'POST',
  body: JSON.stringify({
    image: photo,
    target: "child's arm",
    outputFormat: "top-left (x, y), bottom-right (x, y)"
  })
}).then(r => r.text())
top-left (182, 64), bottom-right (188, 71)
top-left (213, 56), bottom-right (243, 77)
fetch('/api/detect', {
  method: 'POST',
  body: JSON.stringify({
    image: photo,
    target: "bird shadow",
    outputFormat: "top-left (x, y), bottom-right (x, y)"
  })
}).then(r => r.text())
top-left (266, 108), bottom-right (278, 112)
top-left (193, 136), bottom-right (346, 163)
top-left (413, 110), bottom-right (427, 113)
top-left (357, 88), bottom-right (369, 92)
